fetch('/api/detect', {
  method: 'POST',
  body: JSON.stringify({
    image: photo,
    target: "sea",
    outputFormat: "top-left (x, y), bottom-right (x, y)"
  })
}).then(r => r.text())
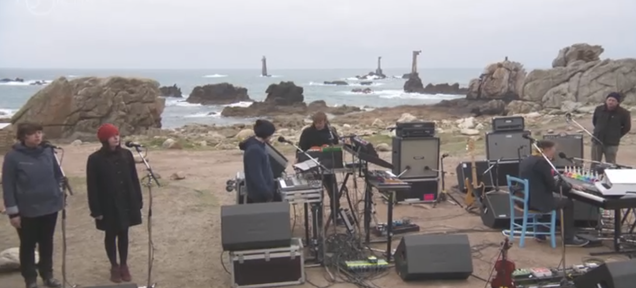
top-left (0, 68), bottom-right (480, 129)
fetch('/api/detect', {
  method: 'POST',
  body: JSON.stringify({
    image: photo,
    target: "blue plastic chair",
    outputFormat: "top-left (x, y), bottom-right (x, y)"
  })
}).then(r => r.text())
top-left (506, 175), bottom-right (557, 248)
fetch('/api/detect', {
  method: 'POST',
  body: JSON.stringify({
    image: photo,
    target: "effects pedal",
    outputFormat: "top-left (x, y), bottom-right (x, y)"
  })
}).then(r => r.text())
top-left (344, 256), bottom-right (389, 272)
top-left (373, 219), bottom-right (420, 236)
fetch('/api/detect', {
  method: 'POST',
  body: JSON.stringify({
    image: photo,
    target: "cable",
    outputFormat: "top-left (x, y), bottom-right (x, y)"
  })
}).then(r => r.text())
top-left (220, 251), bottom-right (230, 274)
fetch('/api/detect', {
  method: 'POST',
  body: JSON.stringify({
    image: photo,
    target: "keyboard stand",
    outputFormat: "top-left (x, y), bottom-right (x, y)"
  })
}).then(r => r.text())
top-left (590, 208), bottom-right (636, 256)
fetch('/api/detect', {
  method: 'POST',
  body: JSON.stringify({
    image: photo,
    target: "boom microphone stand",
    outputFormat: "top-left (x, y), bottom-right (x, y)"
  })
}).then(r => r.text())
top-left (433, 154), bottom-right (462, 208)
top-left (126, 142), bottom-right (159, 288)
top-left (522, 135), bottom-right (570, 287)
top-left (47, 143), bottom-right (75, 288)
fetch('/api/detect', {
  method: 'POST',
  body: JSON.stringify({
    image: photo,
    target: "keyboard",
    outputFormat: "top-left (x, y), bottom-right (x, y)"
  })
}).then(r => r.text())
top-left (570, 189), bottom-right (605, 204)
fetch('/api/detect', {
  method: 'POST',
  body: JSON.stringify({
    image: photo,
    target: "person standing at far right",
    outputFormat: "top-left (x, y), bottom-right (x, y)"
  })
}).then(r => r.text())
top-left (591, 92), bottom-right (631, 164)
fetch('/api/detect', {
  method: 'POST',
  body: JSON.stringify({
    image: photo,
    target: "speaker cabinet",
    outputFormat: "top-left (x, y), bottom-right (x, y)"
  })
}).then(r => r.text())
top-left (573, 259), bottom-right (636, 288)
top-left (392, 137), bottom-right (440, 179)
top-left (480, 192), bottom-right (522, 229)
top-left (455, 161), bottom-right (495, 193)
top-left (485, 131), bottom-right (532, 161)
top-left (384, 178), bottom-right (438, 203)
top-left (543, 133), bottom-right (584, 168)
top-left (491, 160), bottom-right (520, 187)
top-left (394, 234), bottom-right (473, 281)
top-left (221, 203), bottom-right (291, 251)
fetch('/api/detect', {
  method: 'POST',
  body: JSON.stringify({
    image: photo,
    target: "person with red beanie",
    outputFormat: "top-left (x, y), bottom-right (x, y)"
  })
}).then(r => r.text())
top-left (86, 123), bottom-right (143, 283)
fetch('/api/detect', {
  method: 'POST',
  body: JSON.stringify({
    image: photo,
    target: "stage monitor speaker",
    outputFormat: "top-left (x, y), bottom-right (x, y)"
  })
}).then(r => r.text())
top-left (455, 161), bottom-right (495, 193)
top-left (265, 142), bottom-right (288, 178)
top-left (480, 192), bottom-right (522, 229)
top-left (542, 133), bottom-right (584, 168)
top-left (491, 160), bottom-right (520, 187)
top-left (81, 285), bottom-right (138, 288)
top-left (485, 131), bottom-right (532, 161)
top-left (392, 137), bottom-right (440, 179)
top-left (221, 202), bottom-right (291, 251)
top-left (394, 234), bottom-right (473, 281)
top-left (573, 259), bottom-right (636, 288)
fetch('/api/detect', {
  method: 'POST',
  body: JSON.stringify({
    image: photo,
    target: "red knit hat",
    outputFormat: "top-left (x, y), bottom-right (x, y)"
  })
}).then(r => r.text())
top-left (97, 123), bottom-right (119, 142)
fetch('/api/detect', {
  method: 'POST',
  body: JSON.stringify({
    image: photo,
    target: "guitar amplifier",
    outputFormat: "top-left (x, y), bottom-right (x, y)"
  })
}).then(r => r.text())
top-left (383, 178), bottom-right (439, 203)
top-left (542, 133), bottom-right (584, 168)
top-left (455, 161), bottom-right (495, 193)
top-left (231, 238), bottom-right (305, 288)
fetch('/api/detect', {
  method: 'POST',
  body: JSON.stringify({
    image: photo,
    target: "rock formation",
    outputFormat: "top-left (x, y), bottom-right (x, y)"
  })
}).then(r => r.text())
top-left (221, 82), bottom-right (360, 117)
top-left (186, 83), bottom-right (252, 105)
top-left (404, 73), bottom-right (467, 95)
top-left (159, 84), bottom-right (182, 97)
top-left (521, 43), bottom-right (636, 108)
top-left (466, 60), bottom-right (526, 101)
top-left (11, 77), bottom-right (165, 140)
top-left (351, 88), bottom-right (373, 94)
top-left (324, 80), bottom-right (348, 86)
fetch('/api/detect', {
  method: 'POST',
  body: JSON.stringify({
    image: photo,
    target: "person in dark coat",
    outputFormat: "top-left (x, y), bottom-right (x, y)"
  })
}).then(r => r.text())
top-left (517, 140), bottom-right (588, 246)
top-left (239, 119), bottom-right (277, 203)
top-left (86, 123), bottom-right (143, 283)
top-left (591, 92), bottom-right (631, 164)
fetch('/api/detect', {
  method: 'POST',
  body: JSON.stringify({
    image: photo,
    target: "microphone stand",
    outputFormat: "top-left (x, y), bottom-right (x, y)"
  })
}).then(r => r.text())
top-left (51, 147), bottom-right (74, 288)
top-left (483, 158), bottom-right (502, 193)
top-left (529, 139), bottom-right (570, 287)
top-left (132, 146), bottom-right (160, 288)
top-left (433, 155), bottom-right (462, 208)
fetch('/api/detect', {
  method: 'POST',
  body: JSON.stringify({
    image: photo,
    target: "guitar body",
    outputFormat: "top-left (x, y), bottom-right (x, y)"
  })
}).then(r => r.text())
top-left (464, 138), bottom-right (486, 208)
top-left (464, 178), bottom-right (475, 205)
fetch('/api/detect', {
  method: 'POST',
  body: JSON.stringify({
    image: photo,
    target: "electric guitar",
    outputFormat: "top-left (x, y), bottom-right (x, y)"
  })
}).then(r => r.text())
top-left (464, 138), bottom-right (485, 211)
top-left (490, 237), bottom-right (516, 288)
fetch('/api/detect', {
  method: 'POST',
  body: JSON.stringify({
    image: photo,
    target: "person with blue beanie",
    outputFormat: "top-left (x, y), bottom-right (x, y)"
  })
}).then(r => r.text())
top-left (238, 119), bottom-right (277, 203)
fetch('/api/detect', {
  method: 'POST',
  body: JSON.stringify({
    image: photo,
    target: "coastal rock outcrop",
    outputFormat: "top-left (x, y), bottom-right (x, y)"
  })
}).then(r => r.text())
top-left (352, 88), bottom-right (373, 94)
top-left (466, 60), bottom-right (526, 101)
top-left (186, 83), bottom-right (252, 105)
top-left (263, 81), bottom-right (304, 105)
top-left (404, 73), bottom-right (468, 95)
top-left (11, 77), bottom-right (165, 140)
top-left (520, 43), bottom-right (636, 108)
top-left (324, 81), bottom-right (348, 86)
top-left (159, 84), bottom-right (182, 97)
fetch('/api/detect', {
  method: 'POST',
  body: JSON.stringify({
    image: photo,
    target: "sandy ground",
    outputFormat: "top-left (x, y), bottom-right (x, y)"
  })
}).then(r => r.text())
top-left (2, 117), bottom-right (636, 288)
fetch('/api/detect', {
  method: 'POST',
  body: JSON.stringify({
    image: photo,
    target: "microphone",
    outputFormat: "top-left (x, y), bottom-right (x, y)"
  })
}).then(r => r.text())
top-left (277, 136), bottom-right (292, 144)
top-left (41, 141), bottom-right (61, 149)
top-left (565, 112), bottom-right (572, 121)
top-left (441, 153), bottom-right (449, 158)
top-left (522, 133), bottom-right (536, 143)
top-left (125, 141), bottom-right (144, 148)
top-left (558, 152), bottom-right (574, 162)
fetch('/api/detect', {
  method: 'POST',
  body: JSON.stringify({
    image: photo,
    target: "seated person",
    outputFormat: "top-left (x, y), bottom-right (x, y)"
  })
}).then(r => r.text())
top-left (517, 140), bottom-right (589, 246)
top-left (298, 112), bottom-right (340, 212)
top-left (239, 119), bottom-right (278, 203)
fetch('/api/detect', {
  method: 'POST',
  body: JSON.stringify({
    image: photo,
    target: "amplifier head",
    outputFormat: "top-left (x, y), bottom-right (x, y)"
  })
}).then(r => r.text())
top-left (392, 137), bottom-right (440, 179)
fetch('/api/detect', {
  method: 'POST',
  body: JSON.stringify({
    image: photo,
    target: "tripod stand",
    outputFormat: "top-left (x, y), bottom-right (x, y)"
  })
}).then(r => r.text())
top-left (131, 146), bottom-right (160, 288)
top-left (483, 158), bottom-right (503, 193)
top-left (433, 154), bottom-right (462, 208)
top-left (51, 146), bottom-right (75, 288)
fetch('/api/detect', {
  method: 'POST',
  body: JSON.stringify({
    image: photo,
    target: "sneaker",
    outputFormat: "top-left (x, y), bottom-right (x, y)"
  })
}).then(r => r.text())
top-left (534, 235), bottom-right (547, 242)
top-left (42, 278), bottom-right (61, 288)
top-left (25, 280), bottom-right (38, 288)
top-left (110, 265), bottom-right (122, 283)
top-left (565, 236), bottom-right (589, 247)
top-left (120, 265), bottom-right (132, 282)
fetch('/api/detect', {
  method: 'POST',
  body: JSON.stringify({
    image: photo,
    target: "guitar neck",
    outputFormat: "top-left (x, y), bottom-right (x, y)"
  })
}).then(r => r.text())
top-left (471, 154), bottom-right (478, 187)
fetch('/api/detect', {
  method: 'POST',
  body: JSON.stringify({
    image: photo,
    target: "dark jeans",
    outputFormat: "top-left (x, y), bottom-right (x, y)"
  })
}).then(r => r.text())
top-left (323, 174), bottom-right (339, 213)
top-left (532, 194), bottom-right (575, 240)
top-left (17, 212), bottom-right (59, 282)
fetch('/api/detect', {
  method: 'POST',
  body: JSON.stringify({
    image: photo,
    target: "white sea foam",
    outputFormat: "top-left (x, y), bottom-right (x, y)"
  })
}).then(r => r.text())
top-left (0, 108), bottom-right (17, 117)
top-left (184, 112), bottom-right (220, 118)
top-left (203, 74), bottom-right (228, 78)
top-left (0, 79), bottom-right (51, 86)
top-left (308, 81), bottom-right (384, 87)
top-left (345, 75), bottom-right (383, 81)
top-left (224, 101), bottom-right (253, 108)
top-left (165, 97), bottom-right (201, 107)
top-left (343, 89), bottom-right (462, 100)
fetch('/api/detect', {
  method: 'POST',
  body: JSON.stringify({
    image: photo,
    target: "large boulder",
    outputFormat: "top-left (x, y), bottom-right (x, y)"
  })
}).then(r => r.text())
top-left (521, 44), bottom-right (636, 108)
top-left (263, 81), bottom-right (304, 105)
top-left (403, 72), bottom-right (425, 92)
top-left (186, 83), bottom-right (252, 105)
top-left (159, 84), bottom-right (182, 97)
top-left (11, 77), bottom-right (165, 140)
top-left (466, 60), bottom-right (526, 101)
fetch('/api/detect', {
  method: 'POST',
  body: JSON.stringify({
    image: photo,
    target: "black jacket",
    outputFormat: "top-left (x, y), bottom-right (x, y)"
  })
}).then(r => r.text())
top-left (592, 104), bottom-right (631, 146)
top-left (518, 155), bottom-right (571, 213)
top-left (298, 125), bottom-right (339, 152)
top-left (86, 147), bottom-right (143, 231)
top-left (239, 137), bottom-right (275, 202)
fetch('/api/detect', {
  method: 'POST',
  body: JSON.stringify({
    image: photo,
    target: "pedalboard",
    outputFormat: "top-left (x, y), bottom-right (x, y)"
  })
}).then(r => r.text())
top-left (373, 219), bottom-right (420, 236)
top-left (345, 257), bottom-right (390, 272)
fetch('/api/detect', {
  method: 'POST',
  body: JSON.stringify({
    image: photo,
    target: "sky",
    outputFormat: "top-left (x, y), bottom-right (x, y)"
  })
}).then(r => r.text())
top-left (1, 0), bottom-right (634, 69)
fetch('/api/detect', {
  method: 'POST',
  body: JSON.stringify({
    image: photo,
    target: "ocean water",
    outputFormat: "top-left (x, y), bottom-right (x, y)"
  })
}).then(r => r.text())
top-left (0, 68), bottom-right (480, 128)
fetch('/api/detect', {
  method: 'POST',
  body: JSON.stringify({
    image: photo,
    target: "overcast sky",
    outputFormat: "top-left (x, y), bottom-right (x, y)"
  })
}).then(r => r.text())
top-left (1, 0), bottom-right (634, 69)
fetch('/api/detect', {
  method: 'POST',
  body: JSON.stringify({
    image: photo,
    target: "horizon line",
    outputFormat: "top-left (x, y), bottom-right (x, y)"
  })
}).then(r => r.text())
top-left (0, 67), bottom-right (546, 71)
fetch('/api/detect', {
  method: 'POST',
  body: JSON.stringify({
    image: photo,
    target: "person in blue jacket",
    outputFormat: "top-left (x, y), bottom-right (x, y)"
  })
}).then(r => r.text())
top-left (239, 119), bottom-right (277, 203)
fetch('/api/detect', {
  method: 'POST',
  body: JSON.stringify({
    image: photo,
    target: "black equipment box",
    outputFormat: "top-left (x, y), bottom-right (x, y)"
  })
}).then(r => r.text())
top-left (221, 202), bottom-right (291, 251)
top-left (492, 116), bottom-right (525, 132)
top-left (383, 178), bottom-right (439, 203)
top-left (394, 234), bottom-right (473, 281)
top-left (230, 238), bottom-right (305, 288)
top-left (455, 161), bottom-right (495, 193)
top-left (392, 137), bottom-right (440, 179)
top-left (480, 192), bottom-right (522, 229)
top-left (395, 121), bottom-right (436, 138)
top-left (296, 147), bottom-right (344, 170)
top-left (265, 142), bottom-right (288, 178)
top-left (485, 131), bottom-right (532, 161)
top-left (349, 136), bottom-right (379, 157)
top-left (543, 133), bottom-right (584, 168)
